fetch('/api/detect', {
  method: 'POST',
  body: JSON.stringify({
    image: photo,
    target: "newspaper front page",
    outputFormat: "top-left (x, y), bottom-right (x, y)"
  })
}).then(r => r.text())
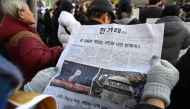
top-left (43, 24), bottom-right (164, 109)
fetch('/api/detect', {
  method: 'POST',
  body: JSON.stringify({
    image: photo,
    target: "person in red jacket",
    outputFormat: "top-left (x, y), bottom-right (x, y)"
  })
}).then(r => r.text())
top-left (0, 0), bottom-right (63, 82)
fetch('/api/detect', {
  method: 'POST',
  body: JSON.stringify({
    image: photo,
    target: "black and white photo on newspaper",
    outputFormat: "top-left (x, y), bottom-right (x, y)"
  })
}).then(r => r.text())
top-left (43, 24), bottom-right (164, 109)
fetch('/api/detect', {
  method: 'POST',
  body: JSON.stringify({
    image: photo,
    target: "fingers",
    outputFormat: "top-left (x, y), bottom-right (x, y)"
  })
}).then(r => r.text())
top-left (151, 55), bottom-right (161, 66)
top-left (160, 60), bottom-right (175, 69)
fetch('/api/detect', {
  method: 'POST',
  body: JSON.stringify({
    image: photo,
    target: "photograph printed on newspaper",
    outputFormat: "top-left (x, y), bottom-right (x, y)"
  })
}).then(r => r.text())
top-left (43, 24), bottom-right (164, 109)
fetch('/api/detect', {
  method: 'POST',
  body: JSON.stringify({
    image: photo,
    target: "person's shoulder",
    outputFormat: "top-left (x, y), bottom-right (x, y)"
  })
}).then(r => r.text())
top-left (155, 7), bottom-right (163, 11)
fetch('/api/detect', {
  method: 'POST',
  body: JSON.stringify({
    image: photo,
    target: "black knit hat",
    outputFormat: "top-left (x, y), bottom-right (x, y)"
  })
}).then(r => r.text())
top-left (162, 5), bottom-right (180, 17)
top-left (61, 1), bottom-right (74, 12)
top-left (88, 0), bottom-right (116, 20)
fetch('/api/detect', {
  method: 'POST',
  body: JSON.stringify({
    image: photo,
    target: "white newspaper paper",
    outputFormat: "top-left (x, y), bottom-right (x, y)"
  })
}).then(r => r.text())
top-left (146, 18), bottom-right (159, 24)
top-left (43, 24), bottom-right (164, 109)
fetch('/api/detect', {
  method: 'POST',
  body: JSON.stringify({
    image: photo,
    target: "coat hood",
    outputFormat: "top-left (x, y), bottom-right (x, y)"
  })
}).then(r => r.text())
top-left (114, 13), bottom-right (136, 25)
top-left (58, 11), bottom-right (76, 27)
top-left (0, 14), bottom-right (31, 42)
top-left (156, 16), bottom-right (184, 36)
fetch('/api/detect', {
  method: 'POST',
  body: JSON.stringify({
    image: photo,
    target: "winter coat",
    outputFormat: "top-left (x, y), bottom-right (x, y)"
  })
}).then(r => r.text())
top-left (37, 13), bottom-right (46, 44)
top-left (84, 19), bottom-right (102, 25)
top-left (78, 12), bottom-right (89, 25)
top-left (135, 104), bottom-right (162, 109)
top-left (166, 49), bottom-right (190, 109)
top-left (58, 11), bottom-right (81, 48)
top-left (156, 16), bottom-right (190, 65)
top-left (0, 15), bottom-right (63, 82)
top-left (44, 13), bottom-right (53, 36)
top-left (139, 7), bottom-right (163, 23)
top-left (0, 55), bottom-right (23, 109)
top-left (48, 16), bottom-right (62, 48)
top-left (114, 13), bottom-right (140, 25)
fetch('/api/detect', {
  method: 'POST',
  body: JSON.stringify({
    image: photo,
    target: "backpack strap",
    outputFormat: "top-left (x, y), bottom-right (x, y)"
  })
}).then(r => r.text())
top-left (7, 31), bottom-right (44, 47)
top-left (63, 26), bottom-right (71, 35)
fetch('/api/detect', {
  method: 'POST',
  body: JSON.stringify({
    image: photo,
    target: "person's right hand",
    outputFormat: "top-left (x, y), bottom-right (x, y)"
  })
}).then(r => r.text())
top-left (142, 56), bottom-right (179, 107)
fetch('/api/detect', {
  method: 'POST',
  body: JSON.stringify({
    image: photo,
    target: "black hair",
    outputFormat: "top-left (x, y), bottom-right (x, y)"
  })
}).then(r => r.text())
top-left (87, 10), bottom-right (111, 19)
top-left (75, 5), bottom-right (79, 9)
top-left (79, 5), bottom-right (85, 12)
top-left (56, 0), bottom-right (64, 7)
top-left (53, 7), bottom-right (62, 18)
top-left (116, 5), bottom-right (132, 20)
top-left (49, 9), bottom-right (54, 12)
top-left (149, 0), bottom-right (161, 5)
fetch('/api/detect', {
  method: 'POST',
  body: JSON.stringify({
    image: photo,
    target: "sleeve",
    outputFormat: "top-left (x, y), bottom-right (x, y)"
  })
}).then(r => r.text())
top-left (79, 14), bottom-right (88, 25)
top-left (19, 37), bottom-right (63, 70)
top-left (182, 29), bottom-right (190, 49)
top-left (139, 11), bottom-right (146, 23)
top-left (58, 31), bottom-right (70, 44)
top-left (135, 104), bottom-right (162, 109)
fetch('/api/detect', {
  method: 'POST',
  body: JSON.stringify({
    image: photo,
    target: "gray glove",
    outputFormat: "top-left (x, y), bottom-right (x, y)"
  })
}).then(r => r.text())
top-left (24, 67), bottom-right (59, 94)
top-left (142, 56), bottom-right (179, 107)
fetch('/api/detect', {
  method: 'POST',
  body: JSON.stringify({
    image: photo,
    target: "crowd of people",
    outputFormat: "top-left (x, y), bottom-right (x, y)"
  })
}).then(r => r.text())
top-left (0, 0), bottom-right (190, 109)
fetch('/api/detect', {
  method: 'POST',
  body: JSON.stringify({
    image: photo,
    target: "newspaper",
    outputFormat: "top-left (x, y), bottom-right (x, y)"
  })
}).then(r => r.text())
top-left (43, 24), bottom-right (164, 109)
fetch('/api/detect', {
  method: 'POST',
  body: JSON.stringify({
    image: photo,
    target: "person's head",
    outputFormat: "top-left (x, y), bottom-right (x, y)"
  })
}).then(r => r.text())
top-left (38, 9), bottom-right (42, 15)
top-left (49, 9), bottom-right (54, 13)
top-left (149, 0), bottom-right (161, 5)
top-left (56, 0), bottom-right (64, 7)
top-left (84, 1), bottom-right (91, 9)
top-left (87, 0), bottom-right (116, 24)
top-left (80, 5), bottom-right (87, 13)
top-left (74, 69), bottom-right (82, 76)
top-left (1, 0), bottom-right (35, 26)
top-left (116, 0), bottom-right (132, 19)
top-left (75, 5), bottom-right (79, 12)
top-left (161, 4), bottom-right (180, 17)
top-left (61, 1), bottom-right (74, 14)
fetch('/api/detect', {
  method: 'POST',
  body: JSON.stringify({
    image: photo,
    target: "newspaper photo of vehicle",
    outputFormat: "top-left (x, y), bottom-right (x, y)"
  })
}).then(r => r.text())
top-left (91, 69), bottom-right (146, 108)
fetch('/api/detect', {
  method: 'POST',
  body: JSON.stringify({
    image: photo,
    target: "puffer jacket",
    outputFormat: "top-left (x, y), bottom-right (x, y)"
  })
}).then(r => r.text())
top-left (114, 13), bottom-right (140, 25)
top-left (156, 16), bottom-right (190, 65)
top-left (0, 15), bottom-right (63, 82)
top-left (58, 11), bottom-right (81, 48)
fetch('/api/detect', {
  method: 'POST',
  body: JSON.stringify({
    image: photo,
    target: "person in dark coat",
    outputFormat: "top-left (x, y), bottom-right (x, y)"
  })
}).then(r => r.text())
top-left (37, 10), bottom-right (46, 44)
top-left (48, 1), bottom-right (63, 48)
top-left (156, 4), bottom-right (190, 65)
top-left (74, 5), bottom-right (79, 20)
top-left (139, 0), bottom-right (163, 23)
top-left (114, 0), bottom-right (140, 25)
top-left (78, 4), bottom-right (88, 25)
top-left (44, 9), bottom-right (54, 37)
top-left (166, 48), bottom-right (190, 109)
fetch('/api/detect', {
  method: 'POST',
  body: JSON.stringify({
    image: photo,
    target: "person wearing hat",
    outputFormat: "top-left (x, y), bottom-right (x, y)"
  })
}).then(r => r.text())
top-left (114, 0), bottom-right (140, 25)
top-left (58, 0), bottom-right (81, 48)
top-left (155, 4), bottom-right (190, 65)
top-left (139, 0), bottom-right (163, 23)
top-left (84, 0), bottom-right (116, 25)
